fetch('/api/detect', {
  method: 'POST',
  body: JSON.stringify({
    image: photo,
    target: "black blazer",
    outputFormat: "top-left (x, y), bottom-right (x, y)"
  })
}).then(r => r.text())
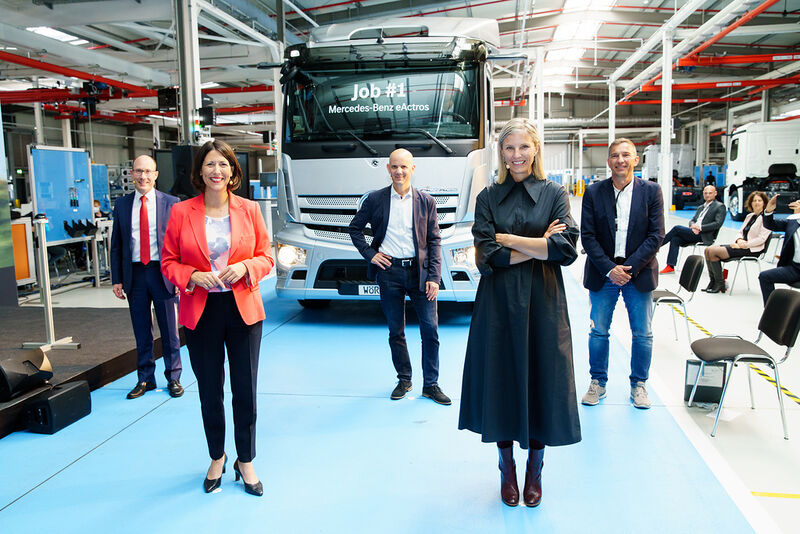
top-left (110, 189), bottom-right (179, 294)
top-left (348, 185), bottom-right (442, 291)
top-left (581, 177), bottom-right (665, 292)
top-left (690, 200), bottom-right (726, 244)
top-left (763, 212), bottom-right (800, 267)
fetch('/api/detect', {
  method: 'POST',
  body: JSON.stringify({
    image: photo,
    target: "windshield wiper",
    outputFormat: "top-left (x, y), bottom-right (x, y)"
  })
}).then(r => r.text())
top-left (345, 130), bottom-right (378, 155)
top-left (405, 128), bottom-right (454, 155)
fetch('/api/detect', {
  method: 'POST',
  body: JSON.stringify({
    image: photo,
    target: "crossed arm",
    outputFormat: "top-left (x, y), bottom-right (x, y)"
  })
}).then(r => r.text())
top-left (495, 220), bottom-right (567, 265)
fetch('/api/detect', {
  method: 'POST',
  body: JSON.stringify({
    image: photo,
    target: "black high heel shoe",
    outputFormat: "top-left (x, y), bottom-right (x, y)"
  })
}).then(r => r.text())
top-left (203, 454), bottom-right (227, 493)
top-left (233, 459), bottom-right (263, 497)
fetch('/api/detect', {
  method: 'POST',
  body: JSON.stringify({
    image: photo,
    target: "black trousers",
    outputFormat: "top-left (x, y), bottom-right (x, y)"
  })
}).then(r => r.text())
top-left (662, 226), bottom-right (701, 267)
top-left (759, 262), bottom-right (800, 305)
top-left (185, 292), bottom-right (262, 462)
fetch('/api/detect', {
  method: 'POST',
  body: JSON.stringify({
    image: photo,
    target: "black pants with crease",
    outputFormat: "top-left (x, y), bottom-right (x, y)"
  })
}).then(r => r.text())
top-left (185, 292), bottom-right (262, 463)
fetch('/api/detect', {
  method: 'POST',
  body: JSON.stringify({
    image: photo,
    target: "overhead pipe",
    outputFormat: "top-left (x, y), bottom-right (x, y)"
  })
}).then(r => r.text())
top-left (619, 96), bottom-right (760, 105)
top-left (678, 52), bottom-right (800, 66)
top-left (0, 51), bottom-right (156, 96)
top-left (639, 76), bottom-right (799, 91)
top-left (43, 104), bottom-right (147, 124)
top-left (0, 88), bottom-right (112, 104)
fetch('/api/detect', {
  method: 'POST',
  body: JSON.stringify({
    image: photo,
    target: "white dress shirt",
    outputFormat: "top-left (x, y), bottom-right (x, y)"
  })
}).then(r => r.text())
top-left (379, 187), bottom-right (416, 259)
top-left (790, 213), bottom-right (800, 264)
top-left (695, 202), bottom-right (712, 226)
top-left (131, 189), bottom-right (160, 262)
top-left (613, 180), bottom-right (633, 259)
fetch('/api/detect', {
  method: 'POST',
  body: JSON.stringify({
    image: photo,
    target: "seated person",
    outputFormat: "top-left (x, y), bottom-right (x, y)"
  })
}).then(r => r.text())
top-left (759, 195), bottom-right (800, 304)
top-left (660, 185), bottom-right (726, 273)
top-left (703, 191), bottom-right (771, 293)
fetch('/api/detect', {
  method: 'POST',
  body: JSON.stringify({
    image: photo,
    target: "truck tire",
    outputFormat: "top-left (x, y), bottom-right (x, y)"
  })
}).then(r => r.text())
top-left (298, 299), bottom-right (331, 309)
top-left (728, 189), bottom-right (746, 222)
top-left (674, 199), bottom-right (685, 210)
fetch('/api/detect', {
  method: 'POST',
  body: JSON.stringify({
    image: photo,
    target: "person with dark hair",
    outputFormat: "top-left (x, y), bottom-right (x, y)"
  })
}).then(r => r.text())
top-left (703, 191), bottom-right (771, 294)
top-left (580, 138), bottom-right (664, 410)
top-left (161, 140), bottom-right (274, 496)
top-left (759, 195), bottom-right (800, 304)
top-left (110, 154), bottom-right (183, 400)
top-left (458, 118), bottom-right (581, 508)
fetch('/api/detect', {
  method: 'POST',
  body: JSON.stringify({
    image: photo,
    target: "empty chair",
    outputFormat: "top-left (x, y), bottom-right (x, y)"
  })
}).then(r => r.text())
top-left (653, 255), bottom-right (704, 341)
top-left (688, 288), bottom-right (800, 439)
top-left (727, 233), bottom-right (773, 295)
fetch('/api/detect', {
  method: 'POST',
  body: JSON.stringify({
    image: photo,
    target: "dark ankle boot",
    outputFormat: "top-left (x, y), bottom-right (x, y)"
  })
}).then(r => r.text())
top-left (523, 447), bottom-right (544, 507)
top-left (497, 445), bottom-right (519, 506)
top-left (708, 261), bottom-right (726, 293)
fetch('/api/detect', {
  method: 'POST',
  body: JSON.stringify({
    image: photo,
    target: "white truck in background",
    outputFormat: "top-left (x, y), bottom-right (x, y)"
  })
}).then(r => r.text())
top-left (640, 144), bottom-right (699, 209)
top-left (724, 121), bottom-right (800, 221)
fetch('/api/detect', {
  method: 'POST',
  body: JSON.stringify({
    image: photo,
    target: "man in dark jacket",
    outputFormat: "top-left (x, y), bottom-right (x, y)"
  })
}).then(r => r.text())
top-left (580, 139), bottom-right (665, 410)
top-left (660, 185), bottom-right (726, 273)
top-left (348, 149), bottom-right (449, 405)
top-left (759, 195), bottom-right (800, 304)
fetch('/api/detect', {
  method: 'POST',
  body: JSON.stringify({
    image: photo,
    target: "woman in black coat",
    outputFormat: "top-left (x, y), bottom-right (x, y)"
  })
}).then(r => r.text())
top-left (459, 118), bottom-right (581, 507)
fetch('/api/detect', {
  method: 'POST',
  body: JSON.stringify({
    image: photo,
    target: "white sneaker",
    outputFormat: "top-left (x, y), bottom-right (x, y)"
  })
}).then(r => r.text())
top-left (581, 380), bottom-right (606, 406)
top-left (631, 382), bottom-right (651, 409)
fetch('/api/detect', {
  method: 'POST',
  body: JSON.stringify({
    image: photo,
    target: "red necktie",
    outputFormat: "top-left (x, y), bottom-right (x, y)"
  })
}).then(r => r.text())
top-left (140, 196), bottom-right (150, 265)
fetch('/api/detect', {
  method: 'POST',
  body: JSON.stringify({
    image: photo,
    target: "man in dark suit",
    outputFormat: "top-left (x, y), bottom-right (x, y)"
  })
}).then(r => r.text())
top-left (659, 185), bottom-right (726, 273)
top-left (111, 155), bottom-right (183, 399)
top-left (580, 138), bottom-right (665, 410)
top-left (759, 195), bottom-right (800, 305)
top-left (348, 148), bottom-right (450, 405)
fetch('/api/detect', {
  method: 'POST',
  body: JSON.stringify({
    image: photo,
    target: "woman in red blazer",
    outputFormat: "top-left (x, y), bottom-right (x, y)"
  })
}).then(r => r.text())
top-left (162, 140), bottom-right (273, 496)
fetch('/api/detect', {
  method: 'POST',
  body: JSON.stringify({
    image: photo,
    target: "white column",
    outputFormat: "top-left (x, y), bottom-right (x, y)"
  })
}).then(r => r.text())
top-left (659, 29), bottom-right (673, 210)
top-left (578, 130), bottom-right (584, 184)
top-left (174, 0), bottom-right (202, 145)
top-left (760, 88), bottom-right (771, 122)
top-left (61, 118), bottom-right (72, 148)
top-left (152, 121), bottom-right (161, 149)
top-left (33, 77), bottom-right (45, 144)
top-left (608, 81), bottom-right (616, 178)
top-left (535, 47), bottom-right (544, 137)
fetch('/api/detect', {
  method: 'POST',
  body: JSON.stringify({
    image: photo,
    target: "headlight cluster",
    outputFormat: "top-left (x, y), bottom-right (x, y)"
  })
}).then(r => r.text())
top-left (451, 246), bottom-right (476, 268)
top-left (276, 243), bottom-right (307, 269)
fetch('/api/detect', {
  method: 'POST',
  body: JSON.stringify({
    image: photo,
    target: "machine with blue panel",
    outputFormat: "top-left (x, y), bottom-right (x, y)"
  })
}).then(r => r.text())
top-left (91, 164), bottom-right (110, 214)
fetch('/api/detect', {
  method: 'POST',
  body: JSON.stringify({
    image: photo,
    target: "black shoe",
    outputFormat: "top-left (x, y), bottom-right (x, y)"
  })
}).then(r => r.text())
top-left (203, 454), bottom-right (227, 493)
top-left (390, 379), bottom-right (412, 400)
top-left (422, 385), bottom-right (452, 405)
top-left (126, 381), bottom-right (156, 399)
top-left (707, 283), bottom-right (726, 294)
top-left (168, 380), bottom-right (184, 398)
top-left (234, 460), bottom-right (263, 497)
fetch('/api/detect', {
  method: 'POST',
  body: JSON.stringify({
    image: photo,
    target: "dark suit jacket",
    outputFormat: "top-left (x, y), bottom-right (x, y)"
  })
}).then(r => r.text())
top-left (581, 177), bottom-right (665, 292)
top-left (690, 200), bottom-right (726, 244)
top-left (110, 189), bottom-right (180, 295)
top-left (763, 212), bottom-right (800, 267)
top-left (348, 185), bottom-right (442, 291)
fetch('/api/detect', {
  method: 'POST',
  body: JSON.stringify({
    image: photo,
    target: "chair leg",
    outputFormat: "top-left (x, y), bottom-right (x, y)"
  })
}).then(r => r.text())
top-left (746, 365), bottom-right (755, 410)
top-left (671, 304), bottom-right (678, 341)
top-left (688, 361), bottom-right (704, 407)
top-left (772, 363), bottom-right (789, 440)
top-left (744, 261), bottom-right (751, 291)
top-left (681, 303), bottom-right (691, 342)
top-left (730, 262), bottom-right (741, 296)
top-left (712, 361), bottom-right (736, 438)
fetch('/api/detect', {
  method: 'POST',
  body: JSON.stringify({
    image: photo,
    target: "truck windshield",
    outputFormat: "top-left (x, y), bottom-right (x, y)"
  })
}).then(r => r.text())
top-left (284, 64), bottom-right (479, 142)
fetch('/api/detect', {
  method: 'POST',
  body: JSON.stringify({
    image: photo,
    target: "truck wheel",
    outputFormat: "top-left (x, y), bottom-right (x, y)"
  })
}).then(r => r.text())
top-left (298, 299), bottom-right (331, 309)
top-left (674, 199), bottom-right (685, 210)
top-left (728, 190), bottom-right (745, 222)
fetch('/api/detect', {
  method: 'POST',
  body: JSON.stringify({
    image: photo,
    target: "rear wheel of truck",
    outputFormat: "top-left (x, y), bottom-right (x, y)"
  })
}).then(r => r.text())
top-left (728, 188), bottom-right (745, 222)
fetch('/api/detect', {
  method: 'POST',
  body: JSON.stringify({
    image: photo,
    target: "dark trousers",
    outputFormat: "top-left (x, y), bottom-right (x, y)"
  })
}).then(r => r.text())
top-left (185, 292), bottom-right (262, 463)
top-left (376, 263), bottom-right (439, 386)
top-left (128, 262), bottom-right (181, 384)
top-left (662, 226), bottom-right (702, 267)
top-left (759, 262), bottom-right (800, 305)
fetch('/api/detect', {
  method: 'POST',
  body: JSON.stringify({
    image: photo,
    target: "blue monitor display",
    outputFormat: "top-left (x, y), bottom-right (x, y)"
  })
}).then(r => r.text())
top-left (91, 164), bottom-right (110, 213)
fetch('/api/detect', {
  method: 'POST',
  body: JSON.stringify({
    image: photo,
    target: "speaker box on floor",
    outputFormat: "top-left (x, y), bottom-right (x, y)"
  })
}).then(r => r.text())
top-left (23, 381), bottom-right (91, 434)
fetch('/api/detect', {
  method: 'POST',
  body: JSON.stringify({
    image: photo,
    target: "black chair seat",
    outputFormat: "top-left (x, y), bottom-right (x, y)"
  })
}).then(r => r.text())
top-left (690, 337), bottom-right (771, 362)
top-left (652, 290), bottom-right (681, 303)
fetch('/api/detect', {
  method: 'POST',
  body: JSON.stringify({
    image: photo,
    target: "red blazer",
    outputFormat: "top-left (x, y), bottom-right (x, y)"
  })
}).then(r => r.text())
top-left (161, 194), bottom-right (274, 330)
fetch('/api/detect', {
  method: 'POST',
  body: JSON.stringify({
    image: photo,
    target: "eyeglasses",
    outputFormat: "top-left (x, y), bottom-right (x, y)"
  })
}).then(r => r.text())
top-left (132, 169), bottom-right (157, 176)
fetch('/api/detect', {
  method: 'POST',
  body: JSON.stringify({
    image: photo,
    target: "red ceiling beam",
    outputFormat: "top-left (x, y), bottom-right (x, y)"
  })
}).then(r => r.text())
top-left (619, 96), bottom-right (760, 105)
top-left (0, 88), bottom-right (112, 104)
top-left (684, 0), bottom-right (781, 60)
top-left (215, 104), bottom-right (274, 113)
top-left (0, 50), bottom-right (156, 97)
top-left (202, 85), bottom-right (272, 94)
top-left (640, 76), bottom-right (799, 91)
top-left (43, 103), bottom-right (147, 124)
top-left (678, 53), bottom-right (800, 66)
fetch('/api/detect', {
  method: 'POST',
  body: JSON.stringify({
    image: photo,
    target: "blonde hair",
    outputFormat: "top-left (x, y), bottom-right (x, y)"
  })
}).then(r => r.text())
top-left (497, 118), bottom-right (545, 184)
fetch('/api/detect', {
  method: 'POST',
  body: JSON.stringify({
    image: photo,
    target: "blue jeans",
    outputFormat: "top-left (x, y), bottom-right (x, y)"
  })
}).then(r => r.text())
top-left (376, 263), bottom-right (439, 387)
top-left (588, 279), bottom-right (653, 387)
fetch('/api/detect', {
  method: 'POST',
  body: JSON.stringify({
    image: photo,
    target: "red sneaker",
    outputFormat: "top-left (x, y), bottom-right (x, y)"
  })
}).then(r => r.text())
top-left (659, 265), bottom-right (675, 274)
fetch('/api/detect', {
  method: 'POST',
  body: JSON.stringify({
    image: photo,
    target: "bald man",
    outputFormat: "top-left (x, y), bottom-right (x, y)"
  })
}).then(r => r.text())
top-left (110, 155), bottom-right (183, 399)
top-left (659, 185), bottom-right (725, 274)
top-left (348, 149), bottom-right (450, 405)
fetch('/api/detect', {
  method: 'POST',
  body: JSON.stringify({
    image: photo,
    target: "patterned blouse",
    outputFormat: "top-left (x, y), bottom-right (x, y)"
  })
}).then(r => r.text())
top-left (206, 215), bottom-right (232, 293)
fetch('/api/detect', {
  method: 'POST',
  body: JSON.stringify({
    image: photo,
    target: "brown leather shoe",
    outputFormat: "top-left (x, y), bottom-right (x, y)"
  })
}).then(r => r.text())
top-left (498, 445), bottom-right (519, 506)
top-left (523, 447), bottom-right (544, 507)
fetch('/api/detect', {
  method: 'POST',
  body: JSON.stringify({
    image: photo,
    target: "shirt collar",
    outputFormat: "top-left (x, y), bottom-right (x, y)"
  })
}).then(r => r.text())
top-left (134, 189), bottom-right (156, 203)
top-left (788, 213), bottom-right (800, 221)
top-left (390, 186), bottom-right (413, 200)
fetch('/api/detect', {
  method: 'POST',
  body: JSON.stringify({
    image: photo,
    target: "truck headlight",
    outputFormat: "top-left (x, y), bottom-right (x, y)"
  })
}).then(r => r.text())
top-left (276, 243), bottom-right (307, 269)
top-left (451, 246), bottom-right (476, 268)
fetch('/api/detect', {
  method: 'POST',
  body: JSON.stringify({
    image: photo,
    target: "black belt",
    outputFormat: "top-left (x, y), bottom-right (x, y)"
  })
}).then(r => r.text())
top-left (614, 257), bottom-right (626, 265)
top-left (391, 257), bottom-right (416, 268)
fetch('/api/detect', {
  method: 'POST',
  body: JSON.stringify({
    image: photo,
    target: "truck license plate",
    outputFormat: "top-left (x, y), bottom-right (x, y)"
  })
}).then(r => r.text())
top-left (358, 284), bottom-right (380, 296)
